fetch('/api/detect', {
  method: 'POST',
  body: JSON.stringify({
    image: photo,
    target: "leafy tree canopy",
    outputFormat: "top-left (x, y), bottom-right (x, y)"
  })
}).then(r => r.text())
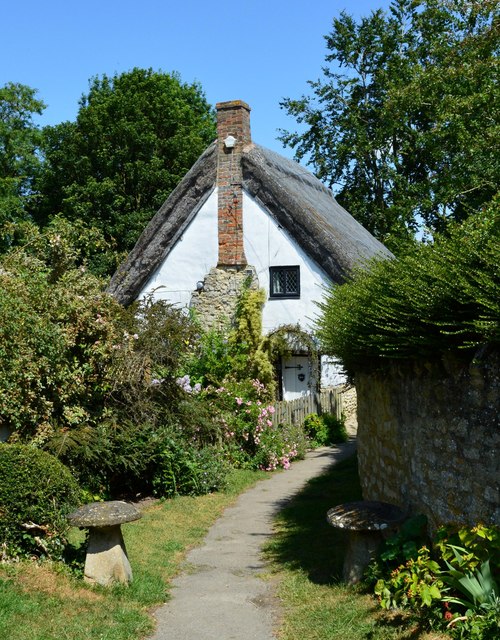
top-left (33, 68), bottom-right (216, 274)
top-left (280, 0), bottom-right (499, 252)
top-left (0, 82), bottom-right (45, 246)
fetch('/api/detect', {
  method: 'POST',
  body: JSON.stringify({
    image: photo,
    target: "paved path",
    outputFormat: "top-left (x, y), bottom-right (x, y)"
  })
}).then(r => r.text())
top-left (149, 441), bottom-right (357, 640)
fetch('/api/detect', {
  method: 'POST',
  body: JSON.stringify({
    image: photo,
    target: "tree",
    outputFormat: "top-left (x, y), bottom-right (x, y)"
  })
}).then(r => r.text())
top-left (280, 0), bottom-right (499, 251)
top-left (0, 82), bottom-right (45, 247)
top-left (34, 68), bottom-right (216, 274)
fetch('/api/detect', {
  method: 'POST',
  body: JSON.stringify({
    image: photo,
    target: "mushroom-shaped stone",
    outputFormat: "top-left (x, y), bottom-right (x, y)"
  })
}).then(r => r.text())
top-left (327, 500), bottom-right (405, 584)
top-left (69, 501), bottom-right (141, 586)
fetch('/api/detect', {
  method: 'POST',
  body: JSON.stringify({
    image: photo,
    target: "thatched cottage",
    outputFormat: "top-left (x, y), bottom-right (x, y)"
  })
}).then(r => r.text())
top-left (108, 100), bottom-right (389, 400)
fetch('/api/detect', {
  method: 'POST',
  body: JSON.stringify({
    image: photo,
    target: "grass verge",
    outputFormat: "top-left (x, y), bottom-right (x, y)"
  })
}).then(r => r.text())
top-left (264, 454), bottom-right (448, 640)
top-left (0, 468), bottom-right (267, 640)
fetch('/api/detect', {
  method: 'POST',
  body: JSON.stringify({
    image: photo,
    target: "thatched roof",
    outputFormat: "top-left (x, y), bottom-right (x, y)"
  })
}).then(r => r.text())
top-left (242, 145), bottom-right (390, 282)
top-left (108, 141), bottom-right (391, 306)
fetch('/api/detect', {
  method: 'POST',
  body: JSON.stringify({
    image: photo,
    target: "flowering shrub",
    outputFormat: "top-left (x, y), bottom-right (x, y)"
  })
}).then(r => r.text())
top-left (176, 374), bottom-right (201, 394)
top-left (202, 379), bottom-right (306, 471)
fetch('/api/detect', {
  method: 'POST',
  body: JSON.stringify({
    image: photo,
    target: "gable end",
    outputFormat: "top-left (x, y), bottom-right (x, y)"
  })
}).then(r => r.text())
top-left (107, 143), bottom-right (217, 305)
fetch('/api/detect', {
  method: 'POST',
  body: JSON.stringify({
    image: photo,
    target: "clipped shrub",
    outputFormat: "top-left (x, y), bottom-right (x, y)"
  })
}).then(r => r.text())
top-left (317, 203), bottom-right (499, 374)
top-left (0, 444), bottom-right (81, 558)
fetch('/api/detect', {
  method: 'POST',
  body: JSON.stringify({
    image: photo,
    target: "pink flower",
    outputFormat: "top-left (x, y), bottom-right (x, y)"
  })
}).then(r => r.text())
top-left (236, 397), bottom-right (243, 405)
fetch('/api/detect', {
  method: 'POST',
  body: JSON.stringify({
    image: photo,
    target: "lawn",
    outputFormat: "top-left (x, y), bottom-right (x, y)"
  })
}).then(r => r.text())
top-left (0, 469), bottom-right (266, 640)
top-left (0, 456), bottom-right (449, 640)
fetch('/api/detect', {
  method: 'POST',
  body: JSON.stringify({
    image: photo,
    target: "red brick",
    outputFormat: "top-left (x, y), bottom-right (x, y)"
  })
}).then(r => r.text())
top-left (216, 101), bottom-right (251, 267)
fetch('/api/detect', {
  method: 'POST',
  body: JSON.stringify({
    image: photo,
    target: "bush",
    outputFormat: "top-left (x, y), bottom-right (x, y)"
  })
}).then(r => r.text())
top-left (253, 421), bottom-right (308, 471)
top-left (303, 413), bottom-right (348, 447)
top-left (367, 521), bottom-right (500, 639)
top-left (0, 241), bottom-right (126, 443)
top-left (0, 225), bottom-right (201, 497)
top-left (0, 444), bottom-right (81, 559)
top-left (152, 438), bottom-right (230, 498)
top-left (317, 203), bottom-right (499, 374)
top-left (199, 378), bottom-right (306, 471)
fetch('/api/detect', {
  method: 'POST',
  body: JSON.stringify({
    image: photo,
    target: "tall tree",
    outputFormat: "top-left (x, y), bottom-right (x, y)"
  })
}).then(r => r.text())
top-left (0, 82), bottom-right (45, 247)
top-left (34, 68), bottom-right (216, 274)
top-left (280, 0), bottom-right (499, 251)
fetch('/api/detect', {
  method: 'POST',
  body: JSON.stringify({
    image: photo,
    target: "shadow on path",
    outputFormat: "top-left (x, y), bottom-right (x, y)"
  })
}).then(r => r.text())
top-left (264, 451), bottom-right (362, 585)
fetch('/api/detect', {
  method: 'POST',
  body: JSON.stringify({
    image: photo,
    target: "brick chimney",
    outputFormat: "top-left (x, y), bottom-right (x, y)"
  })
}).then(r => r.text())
top-left (216, 100), bottom-right (251, 267)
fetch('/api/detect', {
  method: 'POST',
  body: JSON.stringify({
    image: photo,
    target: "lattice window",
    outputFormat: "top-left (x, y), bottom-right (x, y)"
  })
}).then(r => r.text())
top-left (269, 266), bottom-right (300, 298)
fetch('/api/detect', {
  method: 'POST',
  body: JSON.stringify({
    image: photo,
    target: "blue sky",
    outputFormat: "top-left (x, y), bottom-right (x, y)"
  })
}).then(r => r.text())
top-left (2, 0), bottom-right (390, 159)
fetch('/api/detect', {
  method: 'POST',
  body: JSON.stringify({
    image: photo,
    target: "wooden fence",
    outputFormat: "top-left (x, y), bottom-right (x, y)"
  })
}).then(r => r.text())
top-left (272, 388), bottom-right (343, 426)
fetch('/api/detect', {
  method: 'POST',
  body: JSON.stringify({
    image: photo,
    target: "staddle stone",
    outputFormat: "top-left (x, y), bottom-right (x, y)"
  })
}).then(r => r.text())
top-left (69, 501), bottom-right (141, 587)
top-left (327, 500), bottom-right (405, 584)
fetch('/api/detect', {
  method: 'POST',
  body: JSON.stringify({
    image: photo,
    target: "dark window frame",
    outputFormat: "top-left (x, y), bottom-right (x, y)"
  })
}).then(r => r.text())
top-left (269, 266), bottom-right (300, 299)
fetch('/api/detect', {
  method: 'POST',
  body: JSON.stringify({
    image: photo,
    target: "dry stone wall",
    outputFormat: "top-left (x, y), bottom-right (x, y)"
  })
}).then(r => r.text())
top-left (356, 349), bottom-right (499, 529)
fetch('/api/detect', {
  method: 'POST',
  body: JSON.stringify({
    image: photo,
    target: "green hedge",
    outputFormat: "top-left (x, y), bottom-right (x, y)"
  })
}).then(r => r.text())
top-left (316, 202), bottom-right (499, 374)
top-left (0, 444), bottom-right (81, 558)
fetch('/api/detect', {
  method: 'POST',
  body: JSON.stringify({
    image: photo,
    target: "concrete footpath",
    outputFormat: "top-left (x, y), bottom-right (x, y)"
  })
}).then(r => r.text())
top-left (149, 440), bottom-right (357, 640)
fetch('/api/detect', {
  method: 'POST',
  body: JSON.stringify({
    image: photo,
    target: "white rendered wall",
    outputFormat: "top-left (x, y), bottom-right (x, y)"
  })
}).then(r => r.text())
top-left (139, 189), bottom-right (219, 305)
top-left (242, 192), bottom-right (344, 390)
top-left (242, 191), bottom-right (330, 334)
top-left (138, 187), bottom-right (344, 388)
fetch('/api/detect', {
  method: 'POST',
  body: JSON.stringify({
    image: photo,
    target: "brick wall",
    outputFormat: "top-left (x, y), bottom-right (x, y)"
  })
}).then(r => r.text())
top-left (216, 100), bottom-right (251, 267)
top-left (356, 350), bottom-right (499, 529)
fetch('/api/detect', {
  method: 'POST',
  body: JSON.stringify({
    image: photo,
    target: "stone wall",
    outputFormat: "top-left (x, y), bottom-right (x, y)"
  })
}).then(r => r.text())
top-left (340, 385), bottom-right (358, 437)
top-left (356, 349), bottom-right (499, 529)
top-left (190, 265), bottom-right (258, 330)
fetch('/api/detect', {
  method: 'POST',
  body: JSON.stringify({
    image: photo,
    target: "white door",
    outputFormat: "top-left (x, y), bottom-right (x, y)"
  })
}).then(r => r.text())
top-left (282, 356), bottom-right (311, 400)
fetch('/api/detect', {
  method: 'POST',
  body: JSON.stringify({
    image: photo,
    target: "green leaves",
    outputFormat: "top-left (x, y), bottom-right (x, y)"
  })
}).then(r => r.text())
top-left (0, 82), bottom-right (45, 244)
top-left (33, 68), bottom-right (216, 275)
top-left (316, 202), bottom-right (499, 372)
top-left (280, 0), bottom-right (499, 251)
